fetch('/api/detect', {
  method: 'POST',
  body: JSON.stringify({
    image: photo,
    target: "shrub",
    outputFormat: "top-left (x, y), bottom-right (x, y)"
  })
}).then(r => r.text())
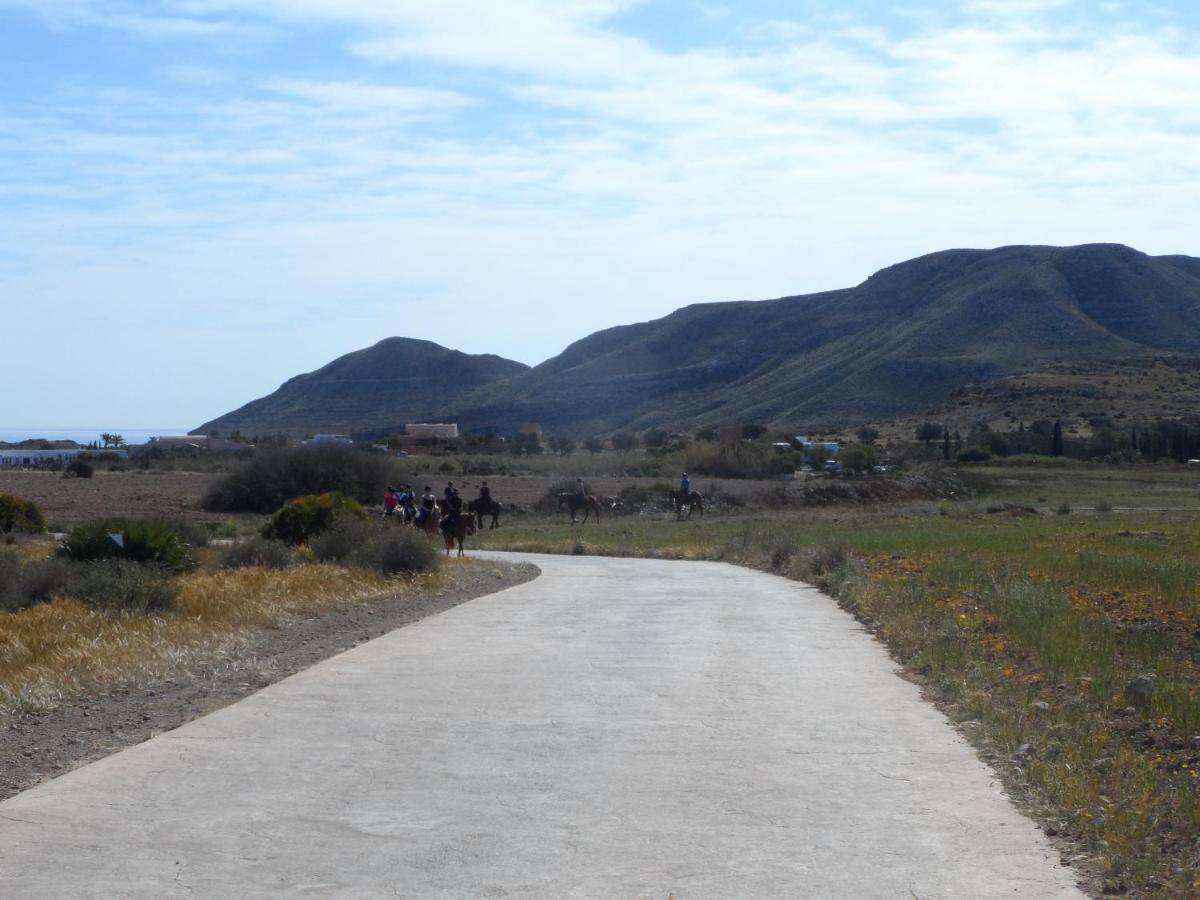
top-left (262, 492), bottom-right (364, 545)
top-left (1056, 502), bottom-right (1072, 515)
top-left (1095, 501), bottom-right (1114, 513)
top-left (65, 458), bottom-right (94, 478)
top-left (71, 560), bottom-right (178, 613)
top-left (0, 494), bottom-right (47, 534)
top-left (59, 518), bottom-right (196, 572)
top-left (310, 517), bottom-right (378, 563)
top-left (219, 537), bottom-right (295, 570)
top-left (311, 519), bottom-right (439, 575)
top-left (357, 529), bottom-right (439, 576)
top-left (202, 446), bottom-right (393, 514)
top-left (956, 447), bottom-right (991, 463)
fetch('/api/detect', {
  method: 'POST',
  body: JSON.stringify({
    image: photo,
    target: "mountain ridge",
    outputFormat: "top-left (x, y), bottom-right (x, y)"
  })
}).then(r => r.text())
top-left (196, 243), bottom-right (1200, 438)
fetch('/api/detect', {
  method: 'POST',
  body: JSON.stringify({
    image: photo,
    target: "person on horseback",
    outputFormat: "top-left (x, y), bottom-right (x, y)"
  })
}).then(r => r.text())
top-left (383, 486), bottom-right (399, 517)
top-left (416, 485), bottom-right (436, 526)
top-left (575, 477), bottom-right (586, 502)
top-left (479, 481), bottom-right (491, 504)
top-left (680, 472), bottom-right (691, 499)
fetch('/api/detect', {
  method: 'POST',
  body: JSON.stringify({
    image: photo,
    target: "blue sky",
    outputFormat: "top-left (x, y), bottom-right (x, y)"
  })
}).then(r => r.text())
top-left (2, 0), bottom-right (1198, 431)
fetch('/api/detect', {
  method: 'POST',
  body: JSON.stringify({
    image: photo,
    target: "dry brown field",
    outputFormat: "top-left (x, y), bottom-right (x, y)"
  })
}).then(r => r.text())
top-left (0, 470), bottom-right (224, 529)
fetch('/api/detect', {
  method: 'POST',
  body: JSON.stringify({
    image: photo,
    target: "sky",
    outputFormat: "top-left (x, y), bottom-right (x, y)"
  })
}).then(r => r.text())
top-left (2, 0), bottom-right (1199, 431)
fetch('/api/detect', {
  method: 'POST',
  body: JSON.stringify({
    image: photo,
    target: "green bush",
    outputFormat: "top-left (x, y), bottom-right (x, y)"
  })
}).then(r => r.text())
top-left (202, 446), bottom-right (393, 514)
top-left (262, 492), bottom-right (364, 545)
top-left (65, 458), bottom-right (94, 478)
top-left (59, 518), bottom-right (196, 572)
top-left (219, 537), bottom-right (295, 570)
top-left (71, 560), bottom-right (178, 613)
top-left (0, 494), bottom-right (47, 534)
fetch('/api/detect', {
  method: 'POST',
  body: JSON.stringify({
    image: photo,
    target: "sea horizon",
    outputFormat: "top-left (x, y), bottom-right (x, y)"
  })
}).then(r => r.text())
top-left (0, 426), bottom-right (191, 445)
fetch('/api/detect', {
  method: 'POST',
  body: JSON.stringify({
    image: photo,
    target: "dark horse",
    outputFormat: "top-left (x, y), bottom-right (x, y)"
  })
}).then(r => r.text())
top-left (558, 492), bottom-right (602, 524)
top-left (440, 512), bottom-right (476, 557)
top-left (669, 489), bottom-right (704, 520)
top-left (467, 496), bottom-right (502, 530)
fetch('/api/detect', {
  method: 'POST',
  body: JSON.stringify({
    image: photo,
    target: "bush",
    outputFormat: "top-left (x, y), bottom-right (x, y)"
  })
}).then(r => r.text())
top-left (65, 458), bottom-right (94, 478)
top-left (310, 517), bottom-right (378, 563)
top-left (219, 537), bottom-right (295, 570)
top-left (71, 560), bottom-right (178, 613)
top-left (0, 494), bottom-right (47, 534)
top-left (311, 519), bottom-right (439, 575)
top-left (202, 446), bottom-right (393, 514)
top-left (956, 447), bottom-right (991, 463)
top-left (262, 492), bottom-right (364, 545)
top-left (358, 529), bottom-right (440, 576)
top-left (59, 518), bottom-right (196, 572)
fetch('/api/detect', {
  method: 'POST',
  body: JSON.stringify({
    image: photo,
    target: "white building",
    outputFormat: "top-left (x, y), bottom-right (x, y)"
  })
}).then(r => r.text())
top-left (0, 448), bottom-right (128, 466)
top-left (405, 423), bottom-right (459, 439)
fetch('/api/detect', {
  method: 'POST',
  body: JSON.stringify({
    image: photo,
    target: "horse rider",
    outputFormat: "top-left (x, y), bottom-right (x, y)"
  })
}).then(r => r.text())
top-left (575, 477), bottom-right (586, 503)
top-left (400, 484), bottom-right (417, 520)
top-left (478, 481), bottom-right (492, 505)
top-left (680, 472), bottom-right (691, 499)
top-left (416, 485), bottom-right (436, 525)
top-left (383, 486), bottom-right (399, 517)
top-left (443, 481), bottom-right (463, 521)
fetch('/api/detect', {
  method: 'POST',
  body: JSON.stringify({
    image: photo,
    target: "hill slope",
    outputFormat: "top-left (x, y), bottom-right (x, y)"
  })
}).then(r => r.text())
top-left (453, 243), bottom-right (1200, 434)
top-left (195, 338), bottom-right (530, 438)
top-left (198, 244), bottom-right (1200, 437)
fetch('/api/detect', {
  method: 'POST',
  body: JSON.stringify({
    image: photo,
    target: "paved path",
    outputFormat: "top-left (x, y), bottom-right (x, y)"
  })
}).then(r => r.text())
top-left (0, 553), bottom-right (1083, 899)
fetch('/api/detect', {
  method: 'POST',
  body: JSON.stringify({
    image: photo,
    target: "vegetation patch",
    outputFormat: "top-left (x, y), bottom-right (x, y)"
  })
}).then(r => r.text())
top-left (201, 446), bottom-right (392, 514)
top-left (262, 491), bottom-right (364, 544)
top-left (0, 494), bottom-right (47, 536)
top-left (59, 518), bottom-right (196, 572)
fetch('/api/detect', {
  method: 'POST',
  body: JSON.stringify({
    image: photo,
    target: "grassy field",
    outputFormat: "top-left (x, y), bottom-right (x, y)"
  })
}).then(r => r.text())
top-left (0, 552), bottom-right (451, 723)
top-left (476, 461), bottom-right (1200, 897)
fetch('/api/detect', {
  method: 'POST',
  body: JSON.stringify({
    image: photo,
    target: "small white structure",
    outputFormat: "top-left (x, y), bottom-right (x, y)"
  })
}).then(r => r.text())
top-left (405, 423), bottom-right (459, 439)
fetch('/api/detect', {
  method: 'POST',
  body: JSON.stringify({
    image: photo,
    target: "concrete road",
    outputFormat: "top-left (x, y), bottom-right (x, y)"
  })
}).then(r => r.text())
top-left (0, 553), bottom-right (1083, 899)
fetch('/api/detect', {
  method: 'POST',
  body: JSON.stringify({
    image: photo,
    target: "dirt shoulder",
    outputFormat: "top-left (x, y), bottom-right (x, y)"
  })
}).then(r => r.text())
top-left (1, 559), bottom-right (539, 801)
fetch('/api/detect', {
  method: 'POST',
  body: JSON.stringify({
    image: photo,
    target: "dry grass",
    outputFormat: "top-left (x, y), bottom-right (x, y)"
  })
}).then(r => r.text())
top-left (0, 564), bottom-right (446, 721)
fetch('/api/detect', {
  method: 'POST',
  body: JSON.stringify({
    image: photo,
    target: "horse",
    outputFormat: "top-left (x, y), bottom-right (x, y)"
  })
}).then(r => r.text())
top-left (413, 502), bottom-right (441, 536)
top-left (669, 489), bottom-right (704, 520)
top-left (467, 496), bottom-right (501, 530)
top-left (558, 492), bottom-right (602, 524)
top-left (440, 512), bottom-right (476, 557)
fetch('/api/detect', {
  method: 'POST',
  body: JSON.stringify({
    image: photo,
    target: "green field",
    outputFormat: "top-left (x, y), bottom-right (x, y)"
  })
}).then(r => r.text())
top-left (477, 461), bottom-right (1200, 897)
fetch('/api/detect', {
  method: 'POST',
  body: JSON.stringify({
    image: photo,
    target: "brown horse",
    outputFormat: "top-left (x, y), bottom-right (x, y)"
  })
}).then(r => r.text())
top-left (558, 492), bottom-right (602, 524)
top-left (441, 512), bottom-right (476, 557)
top-left (669, 489), bottom-right (703, 520)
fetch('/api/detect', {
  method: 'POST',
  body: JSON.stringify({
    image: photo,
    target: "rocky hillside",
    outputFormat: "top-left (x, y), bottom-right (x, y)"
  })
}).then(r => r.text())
top-left (198, 244), bottom-right (1200, 437)
top-left (195, 338), bottom-right (529, 438)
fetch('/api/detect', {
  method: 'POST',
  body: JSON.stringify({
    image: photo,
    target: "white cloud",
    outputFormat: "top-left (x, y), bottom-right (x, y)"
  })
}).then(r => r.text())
top-left (3, 0), bottom-right (1199, 425)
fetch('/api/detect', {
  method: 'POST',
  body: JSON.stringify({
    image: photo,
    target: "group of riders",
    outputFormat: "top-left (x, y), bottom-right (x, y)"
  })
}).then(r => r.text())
top-left (383, 480), bottom-right (489, 529)
top-left (380, 470), bottom-right (695, 533)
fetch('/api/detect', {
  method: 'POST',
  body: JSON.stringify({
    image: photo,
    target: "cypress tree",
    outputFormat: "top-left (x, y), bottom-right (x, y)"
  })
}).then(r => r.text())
top-left (942, 429), bottom-right (951, 461)
top-left (1051, 420), bottom-right (1064, 456)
